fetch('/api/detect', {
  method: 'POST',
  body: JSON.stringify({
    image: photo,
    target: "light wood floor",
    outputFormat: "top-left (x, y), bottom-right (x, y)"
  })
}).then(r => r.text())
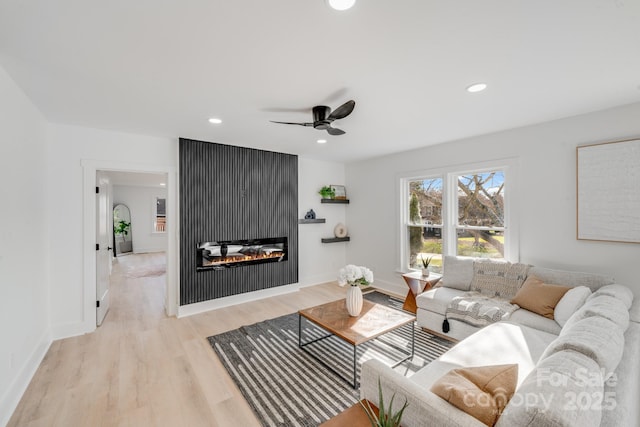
top-left (8, 253), bottom-right (347, 427)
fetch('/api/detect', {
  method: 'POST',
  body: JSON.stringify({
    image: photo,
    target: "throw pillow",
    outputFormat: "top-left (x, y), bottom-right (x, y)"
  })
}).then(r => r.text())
top-left (511, 276), bottom-right (571, 319)
top-left (440, 256), bottom-right (475, 291)
top-left (430, 364), bottom-right (518, 426)
top-left (554, 286), bottom-right (591, 327)
top-left (470, 260), bottom-right (530, 300)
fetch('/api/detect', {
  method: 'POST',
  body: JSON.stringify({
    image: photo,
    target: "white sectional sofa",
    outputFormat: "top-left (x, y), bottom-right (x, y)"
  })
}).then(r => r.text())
top-left (361, 256), bottom-right (640, 427)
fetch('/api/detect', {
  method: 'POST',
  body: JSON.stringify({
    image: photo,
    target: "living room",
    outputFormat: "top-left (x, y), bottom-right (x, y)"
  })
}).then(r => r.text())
top-left (2, 1), bottom-right (640, 426)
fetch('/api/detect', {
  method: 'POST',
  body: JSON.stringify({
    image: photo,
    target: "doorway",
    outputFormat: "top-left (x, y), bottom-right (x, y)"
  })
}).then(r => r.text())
top-left (100, 171), bottom-right (169, 325)
top-left (82, 159), bottom-right (178, 334)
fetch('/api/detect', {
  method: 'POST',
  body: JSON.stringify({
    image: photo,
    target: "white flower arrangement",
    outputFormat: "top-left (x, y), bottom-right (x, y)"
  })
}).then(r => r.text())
top-left (338, 264), bottom-right (374, 287)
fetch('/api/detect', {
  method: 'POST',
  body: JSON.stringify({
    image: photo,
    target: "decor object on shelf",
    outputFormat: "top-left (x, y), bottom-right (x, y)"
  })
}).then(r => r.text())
top-left (334, 222), bottom-right (348, 238)
top-left (338, 265), bottom-right (374, 316)
top-left (420, 255), bottom-right (433, 277)
top-left (319, 185), bottom-right (336, 199)
top-left (361, 378), bottom-right (408, 427)
top-left (330, 184), bottom-right (347, 200)
top-left (304, 209), bottom-right (316, 219)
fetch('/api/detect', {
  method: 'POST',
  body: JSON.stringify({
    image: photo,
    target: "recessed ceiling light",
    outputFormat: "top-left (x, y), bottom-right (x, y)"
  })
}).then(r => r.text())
top-left (466, 83), bottom-right (488, 93)
top-left (326, 0), bottom-right (356, 11)
top-left (160, 183), bottom-right (166, 186)
top-left (317, 139), bottom-right (327, 144)
top-left (208, 117), bottom-right (222, 124)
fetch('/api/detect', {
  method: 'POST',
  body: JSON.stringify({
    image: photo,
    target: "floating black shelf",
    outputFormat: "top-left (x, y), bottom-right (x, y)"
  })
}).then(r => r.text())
top-left (321, 198), bottom-right (350, 204)
top-left (321, 237), bottom-right (351, 243)
top-left (298, 218), bottom-right (326, 224)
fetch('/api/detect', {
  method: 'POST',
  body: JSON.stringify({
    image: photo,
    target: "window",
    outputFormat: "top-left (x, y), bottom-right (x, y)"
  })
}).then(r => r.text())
top-left (455, 171), bottom-right (505, 258)
top-left (154, 197), bottom-right (166, 233)
top-left (407, 177), bottom-right (443, 271)
top-left (400, 160), bottom-right (516, 273)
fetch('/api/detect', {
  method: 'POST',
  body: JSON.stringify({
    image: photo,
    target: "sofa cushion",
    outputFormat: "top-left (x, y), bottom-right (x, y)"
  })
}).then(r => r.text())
top-left (470, 260), bottom-right (530, 300)
top-left (544, 316), bottom-right (625, 378)
top-left (416, 287), bottom-right (468, 315)
top-left (413, 322), bottom-right (558, 390)
top-left (508, 309), bottom-right (562, 335)
top-left (510, 275), bottom-right (571, 319)
top-left (431, 364), bottom-right (518, 426)
top-left (563, 294), bottom-right (630, 332)
top-left (600, 322), bottom-right (640, 427)
top-left (440, 256), bottom-right (475, 291)
top-left (527, 266), bottom-right (614, 291)
top-left (589, 284), bottom-right (634, 310)
top-left (496, 350), bottom-right (603, 427)
top-left (554, 285), bottom-right (592, 327)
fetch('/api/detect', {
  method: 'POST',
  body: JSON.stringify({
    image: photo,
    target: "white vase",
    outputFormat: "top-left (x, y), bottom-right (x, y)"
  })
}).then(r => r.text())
top-left (421, 268), bottom-right (430, 277)
top-left (346, 285), bottom-right (363, 317)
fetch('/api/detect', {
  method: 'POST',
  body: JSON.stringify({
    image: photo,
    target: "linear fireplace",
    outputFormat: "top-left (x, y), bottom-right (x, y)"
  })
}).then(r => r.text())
top-left (197, 237), bottom-right (288, 271)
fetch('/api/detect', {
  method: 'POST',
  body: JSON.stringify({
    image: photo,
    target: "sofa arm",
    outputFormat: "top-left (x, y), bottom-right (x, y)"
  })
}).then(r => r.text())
top-left (360, 359), bottom-right (485, 427)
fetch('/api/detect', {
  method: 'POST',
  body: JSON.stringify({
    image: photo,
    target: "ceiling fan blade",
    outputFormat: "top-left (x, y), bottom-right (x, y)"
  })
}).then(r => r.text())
top-left (326, 126), bottom-right (346, 136)
top-left (327, 100), bottom-right (355, 121)
top-left (270, 121), bottom-right (313, 127)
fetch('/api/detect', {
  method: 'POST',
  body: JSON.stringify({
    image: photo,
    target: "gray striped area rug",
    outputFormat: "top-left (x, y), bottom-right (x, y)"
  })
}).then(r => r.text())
top-left (207, 291), bottom-right (453, 427)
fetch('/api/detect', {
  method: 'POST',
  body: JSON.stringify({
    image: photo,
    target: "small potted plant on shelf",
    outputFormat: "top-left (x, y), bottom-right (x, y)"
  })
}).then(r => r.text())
top-left (318, 185), bottom-right (335, 200)
top-left (420, 255), bottom-right (433, 277)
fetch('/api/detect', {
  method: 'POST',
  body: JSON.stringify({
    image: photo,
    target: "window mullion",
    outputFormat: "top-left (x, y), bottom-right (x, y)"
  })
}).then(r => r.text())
top-left (443, 172), bottom-right (457, 256)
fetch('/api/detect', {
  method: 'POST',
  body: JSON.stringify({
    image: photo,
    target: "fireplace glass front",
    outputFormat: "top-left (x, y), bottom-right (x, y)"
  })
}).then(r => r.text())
top-left (197, 237), bottom-right (287, 271)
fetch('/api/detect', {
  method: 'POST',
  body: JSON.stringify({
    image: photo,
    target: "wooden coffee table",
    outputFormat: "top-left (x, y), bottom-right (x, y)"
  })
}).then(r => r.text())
top-left (299, 298), bottom-right (415, 388)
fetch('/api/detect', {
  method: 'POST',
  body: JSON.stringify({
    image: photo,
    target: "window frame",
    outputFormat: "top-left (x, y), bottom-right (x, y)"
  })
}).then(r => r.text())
top-left (398, 158), bottom-right (519, 273)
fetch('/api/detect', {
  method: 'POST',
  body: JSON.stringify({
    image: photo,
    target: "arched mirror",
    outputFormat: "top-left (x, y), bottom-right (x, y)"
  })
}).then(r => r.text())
top-left (113, 204), bottom-right (132, 256)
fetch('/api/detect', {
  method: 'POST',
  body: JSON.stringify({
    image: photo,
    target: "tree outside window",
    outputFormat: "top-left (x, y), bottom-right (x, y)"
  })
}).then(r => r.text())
top-left (404, 169), bottom-right (507, 273)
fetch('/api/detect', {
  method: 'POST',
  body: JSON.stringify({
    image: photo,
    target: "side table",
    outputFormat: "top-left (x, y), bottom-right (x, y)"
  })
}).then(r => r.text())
top-left (320, 400), bottom-right (379, 426)
top-left (401, 271), bottom-right (441, 314)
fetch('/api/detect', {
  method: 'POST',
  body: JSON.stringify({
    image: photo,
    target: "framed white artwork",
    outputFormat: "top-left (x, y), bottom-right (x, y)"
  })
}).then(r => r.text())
top-left (577, 138), bottom-right (640, 243)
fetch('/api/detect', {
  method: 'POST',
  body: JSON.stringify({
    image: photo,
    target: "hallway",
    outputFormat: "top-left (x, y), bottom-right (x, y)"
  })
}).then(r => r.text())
top-left (8, 253), bottom-right (344, 426)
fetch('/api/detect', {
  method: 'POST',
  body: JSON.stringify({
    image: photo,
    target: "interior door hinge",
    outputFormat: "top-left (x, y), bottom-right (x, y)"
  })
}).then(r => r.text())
top-left (96, 186), bottom-right (99, 194)
top-left (96, 243), bottom-right (100, 251)
top-left (96, 300), bottom-right (100, 308)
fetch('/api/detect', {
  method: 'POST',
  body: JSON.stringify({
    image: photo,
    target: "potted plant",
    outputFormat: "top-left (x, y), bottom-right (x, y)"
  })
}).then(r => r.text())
top-left (360, 378), bottom-right (408, 427)
top-left (318, 185), bottom-right (335, 200)
top-left (114, 220), bottom-right (132, 253)
top-left (420, 255), bottom-right (433, 277)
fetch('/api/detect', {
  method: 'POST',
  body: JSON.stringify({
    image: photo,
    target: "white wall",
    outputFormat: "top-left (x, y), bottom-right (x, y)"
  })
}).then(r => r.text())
top-left (112, 185), bottom-right (168, 254)
top-left (346, 102), bottom-right (640, 296)
top-left (46, 124), bottom-right (177, 338)
top-left (297, 157), bottom-right (347, 286)
top-left (0, 66), bottom-right (50, 424)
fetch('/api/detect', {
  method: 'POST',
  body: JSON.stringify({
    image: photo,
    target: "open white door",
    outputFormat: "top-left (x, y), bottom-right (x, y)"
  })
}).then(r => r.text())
top-left (96, 171), bottom-right (111, 326)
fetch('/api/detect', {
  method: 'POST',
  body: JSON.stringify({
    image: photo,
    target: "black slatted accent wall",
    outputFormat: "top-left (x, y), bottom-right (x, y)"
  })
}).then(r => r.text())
top-left (179, 138), bottom-right (298, 305)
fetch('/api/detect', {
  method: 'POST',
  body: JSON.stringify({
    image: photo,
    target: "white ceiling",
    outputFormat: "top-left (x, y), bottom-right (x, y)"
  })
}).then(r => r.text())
top-left (1, 1), bottom-right (640, 163)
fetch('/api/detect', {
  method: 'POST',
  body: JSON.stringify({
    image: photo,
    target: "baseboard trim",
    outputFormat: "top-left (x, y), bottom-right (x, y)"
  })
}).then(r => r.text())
top-left (177, 283), bottom-right (301, 318)
top-left (0, 330), bottom-right (52, 427)
top-left (50, 321), bottom-right (92, 340)
top-left (369, 278), bottom-right (407, 299)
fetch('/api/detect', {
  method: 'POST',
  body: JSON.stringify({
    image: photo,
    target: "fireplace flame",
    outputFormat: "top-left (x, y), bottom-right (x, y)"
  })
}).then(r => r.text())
top-left (203, 251), bottom-right (284, 267)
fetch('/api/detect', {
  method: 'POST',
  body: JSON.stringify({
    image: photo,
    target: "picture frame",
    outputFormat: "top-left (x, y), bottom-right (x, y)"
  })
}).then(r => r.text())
top-left (577, 138), bottom-right (640, 243)
top-left (330, 185), bottom-right (347, 200)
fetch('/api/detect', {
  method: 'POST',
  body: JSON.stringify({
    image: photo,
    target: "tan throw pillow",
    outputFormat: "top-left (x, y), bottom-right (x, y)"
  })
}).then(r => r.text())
top-left (431, 364), bottom-right (518, 426)
top-left (511, 275), bottom-right (571, 319)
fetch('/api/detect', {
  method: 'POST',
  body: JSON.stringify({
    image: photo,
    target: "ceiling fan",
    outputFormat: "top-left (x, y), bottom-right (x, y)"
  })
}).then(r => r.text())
top-left (270, 100), bottom-right (355, 135)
